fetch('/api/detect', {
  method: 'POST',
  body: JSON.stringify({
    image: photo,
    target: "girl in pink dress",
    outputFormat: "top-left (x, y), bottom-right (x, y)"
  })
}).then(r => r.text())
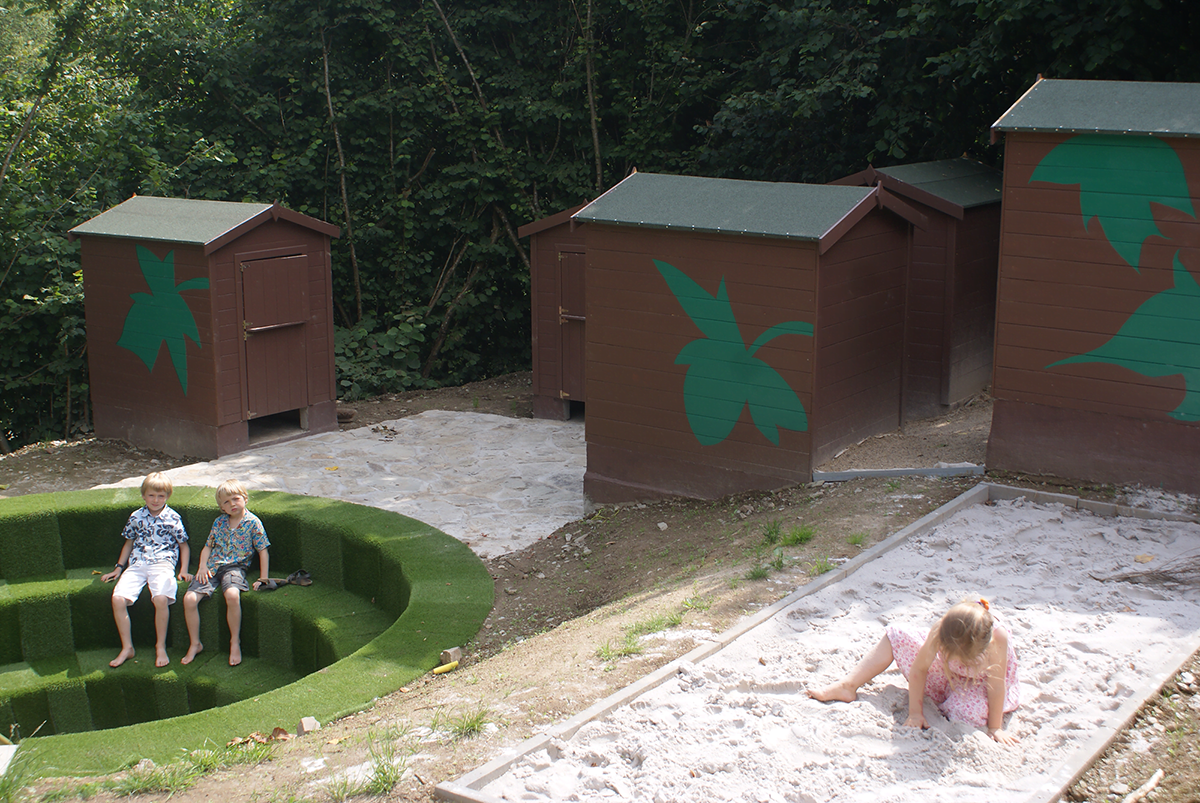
top-left (807, 599), bottom-right (1020, 744)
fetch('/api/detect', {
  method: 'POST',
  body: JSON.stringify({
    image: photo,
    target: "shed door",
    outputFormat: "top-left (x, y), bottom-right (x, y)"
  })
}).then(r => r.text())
top-left (559, 248), bottom-right (586, 401)
top-left (241, 254), bottom-right (309, 418)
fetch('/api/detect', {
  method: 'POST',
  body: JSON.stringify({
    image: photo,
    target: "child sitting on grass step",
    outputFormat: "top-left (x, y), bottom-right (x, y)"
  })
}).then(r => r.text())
top-left (181, 480), bottom-right (270, 667)
top-left (101, 472), bottom-right (190, 668)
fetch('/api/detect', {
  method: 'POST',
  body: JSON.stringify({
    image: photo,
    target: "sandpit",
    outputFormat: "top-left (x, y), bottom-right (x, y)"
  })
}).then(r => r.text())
top-left (464, 488), bottom-right (1200, 803)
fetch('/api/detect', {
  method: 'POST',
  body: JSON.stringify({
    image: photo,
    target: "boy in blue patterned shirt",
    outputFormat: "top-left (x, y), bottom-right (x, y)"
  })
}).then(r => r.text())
top-left (101, 472), bottom-right (190, 668)
top-left (181, 479), bottom-right (270, 666)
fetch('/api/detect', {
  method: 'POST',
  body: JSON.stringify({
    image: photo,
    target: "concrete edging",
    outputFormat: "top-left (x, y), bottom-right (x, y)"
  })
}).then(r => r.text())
top-left (434, 482), bottom-right (1199, 803)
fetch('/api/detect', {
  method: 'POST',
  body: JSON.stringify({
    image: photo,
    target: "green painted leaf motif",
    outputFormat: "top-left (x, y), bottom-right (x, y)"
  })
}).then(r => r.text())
top-left (657, 260), bottom-right (812, 445)
top-left (1047, 255), bottom-right (1200, 421)
top-left (1031, 134), bottom-right (1194, 271)
top-left (116, 246), bottom-right (209, 394)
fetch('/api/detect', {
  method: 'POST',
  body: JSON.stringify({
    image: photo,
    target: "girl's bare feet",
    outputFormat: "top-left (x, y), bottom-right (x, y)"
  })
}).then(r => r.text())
top-left (807, 681), bottom-right (859, 703)
top-left (181, 642), bottom-right (203, 665)
top-left (155, 646), bottom-right (170, 667)
top-left (109, 647), bottom-right (135, 668)
top-left (229, 642), bottom-right (242, 667)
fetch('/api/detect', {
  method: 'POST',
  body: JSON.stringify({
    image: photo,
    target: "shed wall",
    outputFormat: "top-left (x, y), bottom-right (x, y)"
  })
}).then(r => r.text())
top-left (811, 211), bottom-right (908, 464)
top-left (583, 226), bottom-right (818, 502)
top-left (988, 133), bottom-right (1200, 493)
top-left (83, 239), bottom-right (219, 456)
top-left (902, 208), bottom-right (951, 418)
top-left (946, 204), bottom-right (1000, 405)
top-left (528, 220), bottom-right (588, 419)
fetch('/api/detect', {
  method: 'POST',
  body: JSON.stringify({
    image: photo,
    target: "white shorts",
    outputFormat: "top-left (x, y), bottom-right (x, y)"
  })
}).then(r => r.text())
top-left (112, 561), bottom-right (179, 603)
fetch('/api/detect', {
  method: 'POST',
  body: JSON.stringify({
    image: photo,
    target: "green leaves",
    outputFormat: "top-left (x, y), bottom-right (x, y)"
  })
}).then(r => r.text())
top-left (656, 260), bottom-right (812, 446)
top-left (116, 246), bottom-right (209, 395)
top-left (1031, 135), bottom-right (1195, 270)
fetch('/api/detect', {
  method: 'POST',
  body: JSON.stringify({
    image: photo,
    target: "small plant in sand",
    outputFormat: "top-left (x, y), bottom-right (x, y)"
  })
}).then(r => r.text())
top-left (847, 532), bottom-right (867, 546)
top-left (362, 733), bottom-right (407, 794)
top-left (781, 523), bottom-right (815, 546)
top-left (808, 555), bottom-right (836, 575)
top-left (598, 631), bottom-right (643, 662)
top-left (626, 610), bottom-right (684, 637)
top-left (472, 396), bottom-right (481, 409)
top-left (770, 547), bottom-right (785, 571)
top-left (745, 564), bottom-right (770, 581)
top-left (760, 519), bottom-right (782, 544)
top-left (448, 707), bottom-right (491, 741)
top-left (683, 589), bottom-right (713, 612)
top-left (107, 760), bottom-right (201, 796)
top-left (186, 741), bottom-right (275, 773)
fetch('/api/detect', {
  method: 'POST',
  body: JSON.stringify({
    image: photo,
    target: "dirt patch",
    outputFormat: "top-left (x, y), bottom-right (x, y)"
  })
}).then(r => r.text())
top-left (2, 375), bottom-right (1197, 803)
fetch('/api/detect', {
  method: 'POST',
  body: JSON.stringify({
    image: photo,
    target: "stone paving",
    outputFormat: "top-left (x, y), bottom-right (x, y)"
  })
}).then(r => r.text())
top-left (99, 411), bottom-right (586, 560)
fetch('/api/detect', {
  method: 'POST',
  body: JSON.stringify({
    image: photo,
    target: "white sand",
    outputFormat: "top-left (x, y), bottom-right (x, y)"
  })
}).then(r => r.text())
top-left (483, 497), bottom-right (1200, 802)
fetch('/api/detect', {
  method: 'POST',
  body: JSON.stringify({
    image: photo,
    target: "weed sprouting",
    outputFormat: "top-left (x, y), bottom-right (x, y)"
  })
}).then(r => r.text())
top-left (809, 556), bottom-right (836, 575)
top-left (449, 707), bottom-right (491, 741)
top-left (781, 524), bottom-right (815, 546)
top-left (598, 631), bottom-right (643, 661)
top-left (847, 532), bottom-right (867, 546)
top-left (770, 547), bottom-right (785, 571)
top-left (760, 519), bottom-right (782, 544)
top-left (107, 761), bottom-right (200, 796)
top-left (745, 564), bottom-right (770, 581)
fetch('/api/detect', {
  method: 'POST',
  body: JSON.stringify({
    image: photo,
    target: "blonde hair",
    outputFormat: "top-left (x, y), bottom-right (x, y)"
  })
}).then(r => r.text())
top-left (141, 472), bottom-right (173, 497)
top-left (931, 599), bottom-right (994, 678)
top-left (215, 479), bottom-right (249, 504)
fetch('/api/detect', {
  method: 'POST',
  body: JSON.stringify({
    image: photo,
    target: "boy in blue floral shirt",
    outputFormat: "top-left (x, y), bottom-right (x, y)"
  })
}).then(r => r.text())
top-left (181, 479), bottom-right (270, 666)
top-left (101, 472), bottom-right (190, 668)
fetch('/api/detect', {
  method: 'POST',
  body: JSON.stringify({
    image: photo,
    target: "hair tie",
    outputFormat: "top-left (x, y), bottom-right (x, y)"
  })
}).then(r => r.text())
top-left (978, 598), bottom-right (989, 611)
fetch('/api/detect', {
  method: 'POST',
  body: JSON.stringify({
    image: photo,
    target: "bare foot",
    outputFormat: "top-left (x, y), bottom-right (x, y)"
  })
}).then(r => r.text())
top-left (181, 643), bottom-right (203, 665)
top-left (109, 647), bottom-right (135, 668)
top-left (229, 643), bottom-right (242, 667)
top-left (155, 646), bottom-right (170, 667)
top-left (807, 681), bottom-right (858, 703)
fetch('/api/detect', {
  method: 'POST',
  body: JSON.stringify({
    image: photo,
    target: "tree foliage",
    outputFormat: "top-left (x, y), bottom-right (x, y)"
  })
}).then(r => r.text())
top-left (1, 0), bottom-right (1198, 449)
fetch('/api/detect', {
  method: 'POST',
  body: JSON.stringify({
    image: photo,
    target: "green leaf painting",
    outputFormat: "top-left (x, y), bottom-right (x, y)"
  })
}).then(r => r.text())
top-left (116, 245), bottom-right (209, 394)
top-left (1031, 134), bottom-right (1194, 271)
top-left (1048, 255), bottom-right (1200, 421)
top-left (1037, 136), bottom-right (1200, 421)
top-left (656, 260), bottom-right (812, 445)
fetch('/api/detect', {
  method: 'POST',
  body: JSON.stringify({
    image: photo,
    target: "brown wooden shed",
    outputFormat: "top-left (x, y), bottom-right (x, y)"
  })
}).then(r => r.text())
top-left (989, 78), bottom-right (1200, 494)
top-left (569, 171), bottom-right (927, 503)
top-left (69, 196), bottom-right (341, 459)
top-left (518, 204), bottom-right (588, 421)
top-left (833, 158), bottom-right (1002, 419)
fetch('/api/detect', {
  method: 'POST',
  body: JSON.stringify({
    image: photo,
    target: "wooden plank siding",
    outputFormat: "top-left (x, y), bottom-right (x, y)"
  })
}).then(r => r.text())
top-left (82, 239), bottom-right (217, 420)
top-left (527, 219), bottom-right (588, 419)
top-left (988, 132), bottom-right (1200, 493)
top-left (946, 203), bottom-right (1000, 405)
top-left (583, 225), bottom-right (819, 501)
top-left (810, 211), bottom-right (908, 465)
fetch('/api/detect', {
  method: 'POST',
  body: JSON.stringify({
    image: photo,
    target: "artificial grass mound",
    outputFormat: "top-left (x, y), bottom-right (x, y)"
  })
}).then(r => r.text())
top-left (0, 487), bottom-right (493, 775)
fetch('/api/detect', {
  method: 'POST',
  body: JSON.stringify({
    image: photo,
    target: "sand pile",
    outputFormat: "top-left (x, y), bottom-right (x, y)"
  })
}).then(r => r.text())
top-left (484, 498), bottom-right (1200, 802)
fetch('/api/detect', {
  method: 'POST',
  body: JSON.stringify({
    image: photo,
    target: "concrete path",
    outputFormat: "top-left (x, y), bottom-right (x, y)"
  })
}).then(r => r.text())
top-left (99, 411), bottom-right (586, 560)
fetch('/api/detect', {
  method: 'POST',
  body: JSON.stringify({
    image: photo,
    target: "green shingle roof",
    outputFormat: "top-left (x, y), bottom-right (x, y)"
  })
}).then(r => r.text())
top-left (69, 196), bottom-right (339, 254)
top-left (992, 78), bottom-right (1200, 138)
top-left (876, 158), bottom-right (1001, 209)
top-left (71, 197), bottom-right (272, 244)
top-left (573, 172), bottom-right (876, 242)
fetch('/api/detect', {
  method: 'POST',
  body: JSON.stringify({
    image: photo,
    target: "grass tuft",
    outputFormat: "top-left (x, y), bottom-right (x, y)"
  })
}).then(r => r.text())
top-left (760, 519), bottom-right (782, 544)
top-left (781, 524), bottom-right (815, 546)
top-left (808, 556), bottom-right (836, 575)
top-left (744, 564), bottom-right (770, 581)
top-left (448, 707), bottom-right (490, 741)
